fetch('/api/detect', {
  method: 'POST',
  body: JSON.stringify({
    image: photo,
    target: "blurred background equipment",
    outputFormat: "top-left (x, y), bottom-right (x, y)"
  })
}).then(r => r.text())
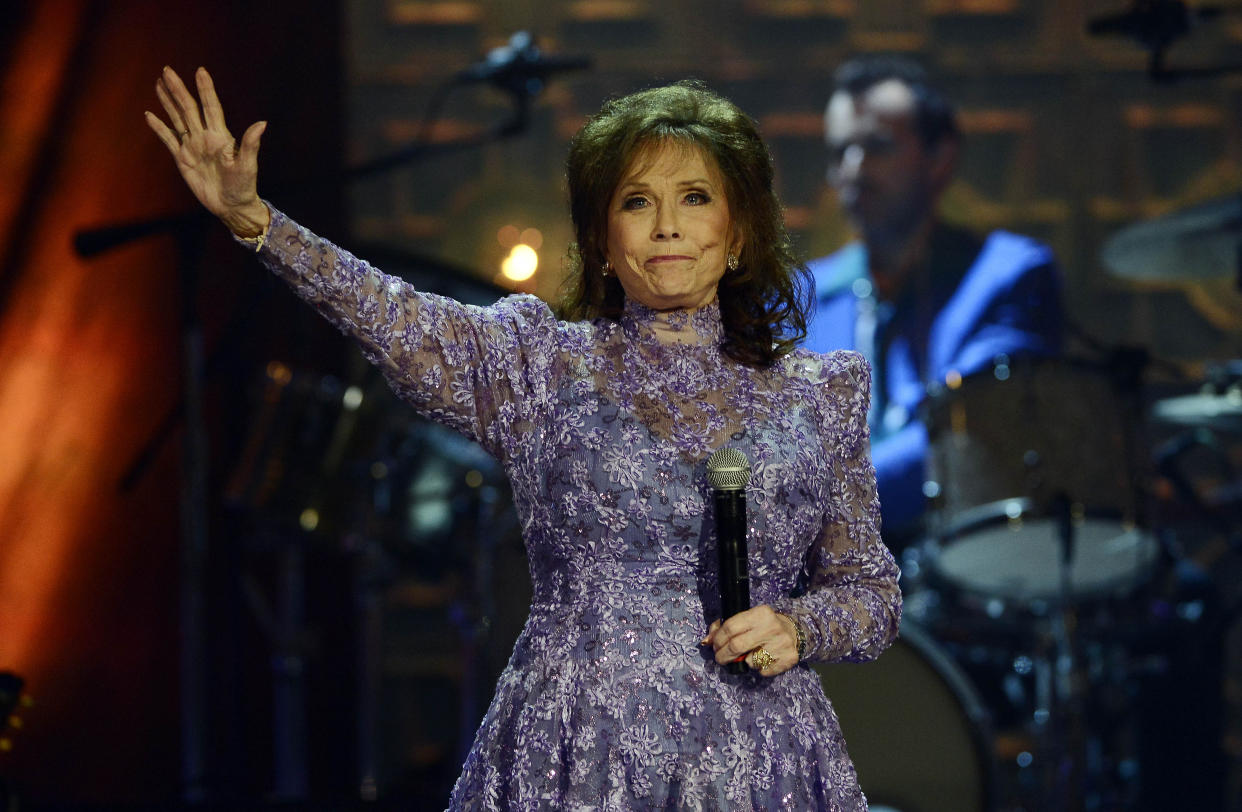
top-left (4, 1), bottom-right (1242, 810)
top-left (0, 672), bottom-right (30, 810)
top-left (1087, 0), bottom-right (1242, 80)
top-left (815, 624), bottom-right (996, 812)
top-left (921, 356), bottom-right (1156, 605)
top-left (1101, 193), bottom-right (1242, 286)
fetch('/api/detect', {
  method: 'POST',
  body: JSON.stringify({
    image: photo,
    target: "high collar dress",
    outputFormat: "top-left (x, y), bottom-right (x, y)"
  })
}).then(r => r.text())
top-left (251, 206), bottom-right (902, 811)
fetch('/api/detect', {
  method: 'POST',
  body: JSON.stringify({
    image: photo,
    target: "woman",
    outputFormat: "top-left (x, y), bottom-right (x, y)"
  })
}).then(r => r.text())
top-left (147, 66), bottom-right (900, 810)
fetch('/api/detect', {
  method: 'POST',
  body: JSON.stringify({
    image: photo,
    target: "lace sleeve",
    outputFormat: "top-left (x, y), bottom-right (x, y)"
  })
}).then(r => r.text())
top-left (249, 204), bottom-right (559, 463)
top-left (774, 351), bottom-right (902, 663)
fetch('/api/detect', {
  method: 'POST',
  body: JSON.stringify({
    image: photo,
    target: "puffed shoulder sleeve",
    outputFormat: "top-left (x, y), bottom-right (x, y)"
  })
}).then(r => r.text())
top-left (774, 350), bottom-right (902, 663)
top-left (248, 205), bottom-right (560, 463)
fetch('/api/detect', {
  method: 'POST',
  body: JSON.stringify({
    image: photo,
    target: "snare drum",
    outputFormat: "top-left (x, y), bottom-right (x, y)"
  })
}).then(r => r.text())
top-left (921, 358), bottom-right (1160, 604)
top-left (815, 623), bottom-right (996, 812)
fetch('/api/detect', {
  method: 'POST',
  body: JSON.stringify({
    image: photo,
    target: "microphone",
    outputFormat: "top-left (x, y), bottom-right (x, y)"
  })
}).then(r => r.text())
top-left (455, 31), bottom-right (591, 97)
top-left (706, 447), bottom-right (751, 675)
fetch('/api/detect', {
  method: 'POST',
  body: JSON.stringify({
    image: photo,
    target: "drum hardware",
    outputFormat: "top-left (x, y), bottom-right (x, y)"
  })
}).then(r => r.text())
top-left (1153, 426), bottom-right (1242, 554)
top-left (1151, 360), bottom-right (1242, 436)
top-left (907, 500), bottom-right (1229, 809)
top-left (1046, 502), bottom-right (1093, 812)
top-left (917, 355), bottom-right (1176, 809)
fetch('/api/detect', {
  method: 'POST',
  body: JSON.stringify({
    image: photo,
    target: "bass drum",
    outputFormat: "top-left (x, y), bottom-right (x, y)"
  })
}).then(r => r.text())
top-left (814, 622), bottom-right (995, 812)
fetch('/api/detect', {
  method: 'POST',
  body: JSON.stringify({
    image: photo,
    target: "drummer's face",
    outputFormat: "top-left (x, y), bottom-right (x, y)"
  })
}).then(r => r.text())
top-left (825, 80), bottom-right (944, 247)
top-left (605, 140), bottom-right (741, 312)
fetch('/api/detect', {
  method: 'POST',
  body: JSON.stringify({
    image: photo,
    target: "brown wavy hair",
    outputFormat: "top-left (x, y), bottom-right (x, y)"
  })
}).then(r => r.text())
top-left (557, 80), bottom-right (810, 368)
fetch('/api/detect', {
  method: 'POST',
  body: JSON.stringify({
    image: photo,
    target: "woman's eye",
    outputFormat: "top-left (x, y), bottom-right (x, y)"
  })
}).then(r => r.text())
top-left (685, 192), bottom-right (709, 205)
top-left (622, 196), bottom-right (649, 210)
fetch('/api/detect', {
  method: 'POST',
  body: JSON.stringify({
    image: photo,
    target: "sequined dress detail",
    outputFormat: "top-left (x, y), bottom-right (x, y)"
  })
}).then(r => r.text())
top-left (253, 207), bottom-right (902, 810)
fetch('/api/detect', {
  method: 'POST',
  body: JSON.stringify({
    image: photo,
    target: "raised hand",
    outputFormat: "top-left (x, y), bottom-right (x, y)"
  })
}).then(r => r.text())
top-left (145, 66), bottom-right (269, 237)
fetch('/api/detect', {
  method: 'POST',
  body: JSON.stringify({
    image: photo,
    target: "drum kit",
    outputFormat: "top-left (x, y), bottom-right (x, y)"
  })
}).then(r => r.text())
top-left (817, 195), bottom-right (1242, 812)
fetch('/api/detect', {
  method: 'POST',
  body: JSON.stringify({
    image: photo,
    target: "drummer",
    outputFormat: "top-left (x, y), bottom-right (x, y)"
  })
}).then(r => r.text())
top-left (804, 54), bottom-right (1064, 549)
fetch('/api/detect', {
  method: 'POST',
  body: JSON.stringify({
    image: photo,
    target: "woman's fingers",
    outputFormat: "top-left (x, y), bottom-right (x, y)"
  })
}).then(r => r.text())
top-left (714, 624), bottom-right (761, 662)
top-left (237, 119), bottom-right (267, 164)
top-left (700, 618), bottom-right (725, 647)
top-left (708, 606), bottom-right (798, 676)
top-left (710, 610), bottom-right (762, 658)
top-left (154, 79), bottom-right (187, 138)
top-left (160, 66), bottom-right (203, 135)
top-left (196, 67), bottom-right (228, 133)
top-left (144, 110), bottom-right (181, 154)
top-left (147, 65), bottom-right (264, 225)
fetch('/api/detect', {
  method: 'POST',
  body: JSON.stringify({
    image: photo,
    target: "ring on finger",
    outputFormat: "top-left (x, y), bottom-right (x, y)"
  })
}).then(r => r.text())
top-left (749, 646), bottom-right (777, 671)
top-left (179, 130), bottom-right (190, 140)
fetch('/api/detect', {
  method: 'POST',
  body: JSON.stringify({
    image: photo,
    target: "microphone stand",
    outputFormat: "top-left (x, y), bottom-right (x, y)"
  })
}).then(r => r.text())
top-left (347, 81), bottom-right (531, 180)
top-left (349, 31), bottom-right (588, 179)
top-left (75, 214), bottom-right (214, 802)
top-left (175, 222), bottom-right (213, 804)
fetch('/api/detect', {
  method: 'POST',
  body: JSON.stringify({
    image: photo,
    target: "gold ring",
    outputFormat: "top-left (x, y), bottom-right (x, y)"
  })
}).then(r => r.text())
top-left (750, 646), bottom-right (776, 671)
top-left (179, 130), bottom-right (190, 140)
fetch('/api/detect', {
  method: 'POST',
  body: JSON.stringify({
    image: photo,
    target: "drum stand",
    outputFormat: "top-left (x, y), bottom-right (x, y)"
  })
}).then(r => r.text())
top-left (1025, 491), bottom-right (1167, 812)
top-left (1036, 493), bottom-right (1089, 812)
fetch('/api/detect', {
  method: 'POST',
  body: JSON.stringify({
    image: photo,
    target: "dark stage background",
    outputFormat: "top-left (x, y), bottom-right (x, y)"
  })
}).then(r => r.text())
top-left (2, 1), bottom-right (1241, 810)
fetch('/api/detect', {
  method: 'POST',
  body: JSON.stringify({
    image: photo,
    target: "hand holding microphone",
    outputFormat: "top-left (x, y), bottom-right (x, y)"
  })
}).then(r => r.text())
top-left (703, 447), bottom-right (802, 677)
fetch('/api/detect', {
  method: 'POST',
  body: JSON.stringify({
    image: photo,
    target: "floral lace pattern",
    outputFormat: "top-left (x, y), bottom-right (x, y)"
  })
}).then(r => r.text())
top-left (253, 207), bottom-right (901, 810)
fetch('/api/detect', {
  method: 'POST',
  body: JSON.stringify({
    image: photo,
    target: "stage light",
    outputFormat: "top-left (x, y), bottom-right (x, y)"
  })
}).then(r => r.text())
top-left (501, 243), bottom-right (538, 282)
top-left (267, 360), bottom-right (292, 385)
top-left (343, 385), bottom-right (364, 411)
top-left (299, 508), bottom-right (320, 532)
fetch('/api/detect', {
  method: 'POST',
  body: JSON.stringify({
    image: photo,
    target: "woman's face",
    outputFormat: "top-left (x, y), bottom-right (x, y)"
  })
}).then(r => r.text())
top-left (605, 141), bottom-right (741, 311)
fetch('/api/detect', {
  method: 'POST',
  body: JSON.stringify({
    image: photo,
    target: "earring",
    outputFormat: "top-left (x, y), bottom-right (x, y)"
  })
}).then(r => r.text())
top-left (726, 253), bottom-right (739, 271)
top-left (601, 259), bottom-right (611, 277)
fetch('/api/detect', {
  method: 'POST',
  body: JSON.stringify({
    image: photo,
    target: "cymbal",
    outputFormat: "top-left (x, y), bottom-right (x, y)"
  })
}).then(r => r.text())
top-left (1102, 194), bottom-right (1242, 281)
top-left (1152, 391), bottom-right (1242, 432)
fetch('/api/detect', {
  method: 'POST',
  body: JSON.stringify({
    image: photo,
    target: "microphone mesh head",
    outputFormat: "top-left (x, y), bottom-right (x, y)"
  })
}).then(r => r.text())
top-left (706, 447), bottom-right (751, 491)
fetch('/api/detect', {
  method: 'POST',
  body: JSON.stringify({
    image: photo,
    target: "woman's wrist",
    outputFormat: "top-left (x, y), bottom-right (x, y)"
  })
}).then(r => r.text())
top-left (221, 198), bottom-right (270, 240)
top-left (776, 611), bottom-right (807, 662)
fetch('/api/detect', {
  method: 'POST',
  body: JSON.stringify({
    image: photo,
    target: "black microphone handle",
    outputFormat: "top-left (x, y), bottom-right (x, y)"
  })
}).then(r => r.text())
top-left (714, 488), bottom-right (750, 675)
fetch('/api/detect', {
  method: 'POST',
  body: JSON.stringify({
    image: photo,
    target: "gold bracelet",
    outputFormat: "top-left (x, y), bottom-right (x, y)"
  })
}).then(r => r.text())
top-left (232, 204), bottom-right (271, 252)
top-left (777, 612), bottom-right (807, 661)
top-left (236, 228), bottom-right (266, 252)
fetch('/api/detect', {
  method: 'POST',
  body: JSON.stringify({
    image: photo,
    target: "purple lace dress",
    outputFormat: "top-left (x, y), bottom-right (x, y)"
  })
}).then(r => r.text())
top-left (252, 207), bottom-right (901, 810)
